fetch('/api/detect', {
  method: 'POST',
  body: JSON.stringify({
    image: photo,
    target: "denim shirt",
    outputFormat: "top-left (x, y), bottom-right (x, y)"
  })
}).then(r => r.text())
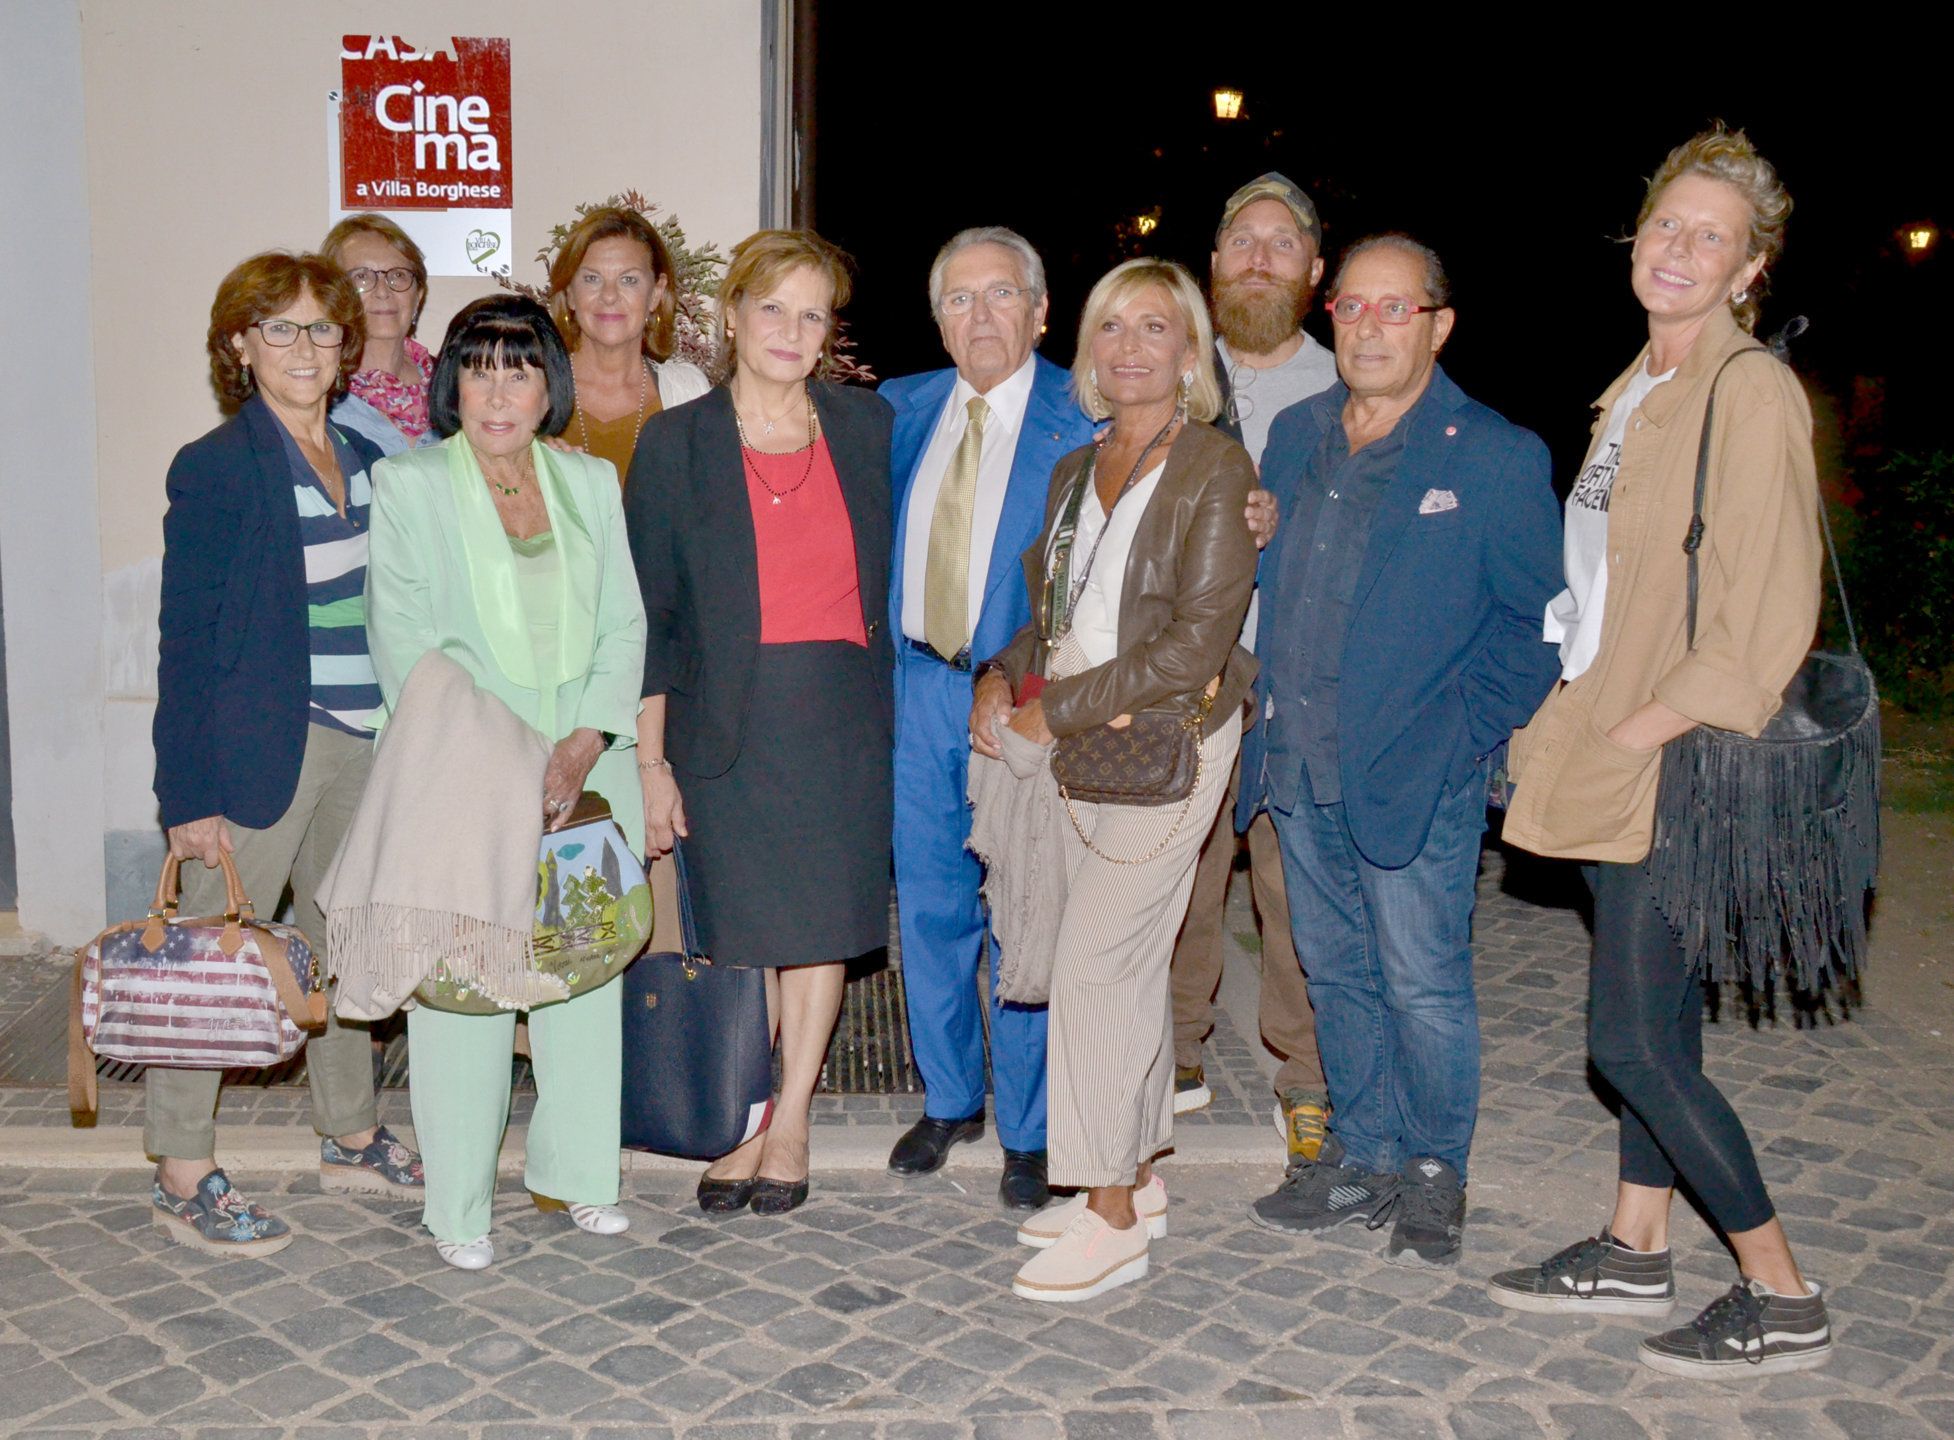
top-left (1264, 408), bottom-right (1411, 809)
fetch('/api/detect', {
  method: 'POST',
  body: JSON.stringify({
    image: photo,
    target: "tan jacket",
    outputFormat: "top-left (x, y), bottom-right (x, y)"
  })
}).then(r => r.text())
top-left (988, 420), bottom-right (1259, 739)
top-left (1501, 308), bottom-right (1822, 862)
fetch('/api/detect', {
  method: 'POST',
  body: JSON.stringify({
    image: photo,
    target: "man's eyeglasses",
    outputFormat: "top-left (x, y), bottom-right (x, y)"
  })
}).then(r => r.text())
top-left (939, 285), bottom-right (1034, 317)
top-left (1326, 295), bottom-right (1444, 326)
top-left (349, 266), bottom-right (418, 293)
top-left (250, 320), bottom-right (348, 348)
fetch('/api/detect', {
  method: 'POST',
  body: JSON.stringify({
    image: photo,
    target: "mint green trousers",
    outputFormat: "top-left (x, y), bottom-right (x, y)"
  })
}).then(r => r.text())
top-left (406, 975), bottom-right (622, 1243)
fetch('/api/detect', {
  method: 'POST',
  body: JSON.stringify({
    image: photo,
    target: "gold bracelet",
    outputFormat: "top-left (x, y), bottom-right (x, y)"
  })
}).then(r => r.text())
top-left (637, 757), bottom-right (672, 772)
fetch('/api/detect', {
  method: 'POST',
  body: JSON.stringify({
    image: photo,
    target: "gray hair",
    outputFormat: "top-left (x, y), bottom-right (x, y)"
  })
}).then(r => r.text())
top-left (927, 226), bottom-right (1046, 313)
top-left (1328, 233), bottom-right (1452, 309)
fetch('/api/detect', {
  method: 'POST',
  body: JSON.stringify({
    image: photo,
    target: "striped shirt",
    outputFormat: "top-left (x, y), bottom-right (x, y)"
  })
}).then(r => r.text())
top-left (278, 422), bottom-right (381, 737)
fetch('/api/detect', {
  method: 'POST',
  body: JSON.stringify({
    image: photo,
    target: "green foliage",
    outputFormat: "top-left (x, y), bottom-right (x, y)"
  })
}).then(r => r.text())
top-left (1845, 450), bottom-right (1954, 713)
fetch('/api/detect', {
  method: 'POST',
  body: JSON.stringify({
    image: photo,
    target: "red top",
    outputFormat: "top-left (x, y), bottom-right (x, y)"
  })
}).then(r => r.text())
top-left (743, 437), bottom-right (868, 646)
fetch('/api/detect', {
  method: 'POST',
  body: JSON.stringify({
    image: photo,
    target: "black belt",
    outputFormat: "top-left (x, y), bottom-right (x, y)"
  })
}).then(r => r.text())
top-left (903, 637), bottom-right (972, 672)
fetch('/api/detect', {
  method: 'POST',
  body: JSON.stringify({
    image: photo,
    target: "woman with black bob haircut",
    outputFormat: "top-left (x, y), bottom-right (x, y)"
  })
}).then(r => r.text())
top-left (363, 292), bottom-right (650, 1270)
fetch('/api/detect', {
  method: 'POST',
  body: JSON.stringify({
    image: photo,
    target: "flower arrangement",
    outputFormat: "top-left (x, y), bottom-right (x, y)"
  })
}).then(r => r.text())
top-left (500, 191), bottom-right (874, 384)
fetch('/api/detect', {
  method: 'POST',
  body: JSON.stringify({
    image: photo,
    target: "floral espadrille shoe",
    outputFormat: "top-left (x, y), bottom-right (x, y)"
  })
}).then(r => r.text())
top-left (320, 1125), bottom-right (425, 1199)
top-left (151, 1168), bottom-right (293, 1257)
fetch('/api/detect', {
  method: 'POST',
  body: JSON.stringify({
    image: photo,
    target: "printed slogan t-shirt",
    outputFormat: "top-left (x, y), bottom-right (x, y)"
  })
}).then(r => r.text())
top-left (1542, 360), bottom-right (1674, 682)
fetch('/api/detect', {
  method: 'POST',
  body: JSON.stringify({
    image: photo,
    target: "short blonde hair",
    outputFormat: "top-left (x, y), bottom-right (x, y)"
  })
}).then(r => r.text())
top-left (714, 229), bottom-right (854, 383)
top-left (1638, 125), bottom-right (1792, 334)
top-left (1070, 258), bottom-right (1221, 423)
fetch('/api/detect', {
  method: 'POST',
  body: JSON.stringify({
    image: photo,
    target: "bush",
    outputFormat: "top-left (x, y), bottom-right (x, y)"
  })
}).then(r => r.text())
top-left (1844, 450), bottom-right (1954, 712)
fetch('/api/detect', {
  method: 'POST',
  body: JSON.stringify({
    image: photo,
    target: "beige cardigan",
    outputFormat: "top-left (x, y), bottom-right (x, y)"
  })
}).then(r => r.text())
top-left (1502, 308), bottom-right (1823, 863)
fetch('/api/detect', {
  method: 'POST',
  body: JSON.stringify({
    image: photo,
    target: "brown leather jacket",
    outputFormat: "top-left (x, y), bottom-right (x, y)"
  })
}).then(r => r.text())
top-left (987, 419), bottom-right (1259, 740)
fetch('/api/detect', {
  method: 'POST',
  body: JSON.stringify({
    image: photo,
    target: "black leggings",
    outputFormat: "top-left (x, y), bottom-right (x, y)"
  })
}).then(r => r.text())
top-left (1586, 860), bottom-right (1776, 1235)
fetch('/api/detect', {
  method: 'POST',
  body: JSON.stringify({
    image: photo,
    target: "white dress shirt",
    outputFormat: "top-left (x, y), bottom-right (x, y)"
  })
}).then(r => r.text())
top-left (900, 354), bottom-right (1039, 643)
top-left (1063, 461), bottom-right (1166, 668)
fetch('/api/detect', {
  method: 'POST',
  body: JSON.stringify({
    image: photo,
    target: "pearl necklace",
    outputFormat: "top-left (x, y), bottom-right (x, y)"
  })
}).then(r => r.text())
top-left (572, 354), bottom-right (650, 452)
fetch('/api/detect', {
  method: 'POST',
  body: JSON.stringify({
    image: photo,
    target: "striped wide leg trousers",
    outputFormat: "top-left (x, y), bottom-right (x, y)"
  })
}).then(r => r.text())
top-left (1046, 720), bottom-right (1238, 1188)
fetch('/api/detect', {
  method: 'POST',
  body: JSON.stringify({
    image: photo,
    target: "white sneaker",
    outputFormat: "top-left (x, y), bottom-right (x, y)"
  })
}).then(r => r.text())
top-left (1012, 1208), bottom-right (1150, 1303)
top-left (435, 1235), bottom-right (494, 1271)
top-left (1017, 1175), bottom-right (1168, 1248)
top-left (567, 1203), bottom-right (629, 1236)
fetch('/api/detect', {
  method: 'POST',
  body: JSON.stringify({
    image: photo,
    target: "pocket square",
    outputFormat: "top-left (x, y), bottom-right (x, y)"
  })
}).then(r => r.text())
top-left (1418, 488), bottom-right (1459, 515)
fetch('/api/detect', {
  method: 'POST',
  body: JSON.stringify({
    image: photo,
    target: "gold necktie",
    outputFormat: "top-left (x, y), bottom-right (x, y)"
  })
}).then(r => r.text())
top-left (924, 395), bottom-right (989, 661)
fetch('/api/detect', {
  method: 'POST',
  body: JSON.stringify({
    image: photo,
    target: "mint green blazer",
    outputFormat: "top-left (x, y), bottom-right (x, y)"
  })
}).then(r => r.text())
top-left (366, 435), bottom-right (648, 851)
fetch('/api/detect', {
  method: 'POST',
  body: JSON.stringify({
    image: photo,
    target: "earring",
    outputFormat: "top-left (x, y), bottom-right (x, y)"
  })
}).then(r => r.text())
top-left (1732, 290), bottom-right (1749, 305)
top-left (1175, 372), bottom-right (1192, 423)
top-left (1088, 367), bottom-right (1098, 391)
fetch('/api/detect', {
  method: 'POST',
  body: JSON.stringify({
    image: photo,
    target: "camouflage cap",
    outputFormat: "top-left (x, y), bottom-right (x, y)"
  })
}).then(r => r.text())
top-left (1215, 172), bottom-right (1322, 247)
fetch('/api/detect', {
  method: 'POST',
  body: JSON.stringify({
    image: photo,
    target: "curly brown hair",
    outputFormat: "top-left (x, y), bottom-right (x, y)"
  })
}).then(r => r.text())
top-left (1638, 125), bottom-right (1792, 334)
top-left (547, 207), bottom-right (679, 362)
top-left (207, 252), bottom-right (366, 411)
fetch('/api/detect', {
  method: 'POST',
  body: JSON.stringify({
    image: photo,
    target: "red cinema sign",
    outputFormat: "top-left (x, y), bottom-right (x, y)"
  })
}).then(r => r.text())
top-left (340, 36), bottom-right (512, 211)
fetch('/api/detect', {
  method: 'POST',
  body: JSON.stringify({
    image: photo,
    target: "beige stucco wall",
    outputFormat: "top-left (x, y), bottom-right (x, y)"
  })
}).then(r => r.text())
top-left (3, 0), bottom-right (766, 938)
top-left (86, 2), bottom-right (764, 823)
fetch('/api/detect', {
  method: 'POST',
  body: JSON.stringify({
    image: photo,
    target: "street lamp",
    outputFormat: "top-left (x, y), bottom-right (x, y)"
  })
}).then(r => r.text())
top-left (1906, 224), bottom-right (1937, 253)
top-left (1213, 87), bottom-right (1243, 121)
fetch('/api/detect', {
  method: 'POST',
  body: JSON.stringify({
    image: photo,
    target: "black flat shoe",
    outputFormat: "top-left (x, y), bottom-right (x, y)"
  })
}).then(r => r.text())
top-left (748, 1176), bottom-right (810, 1215)
top-left (999, 1149), bottom-right (1050, 1212)
top-left (888, 1113), bottom-right (985, 1176)
top-left (696, 1174), bottom-right (757, 1215)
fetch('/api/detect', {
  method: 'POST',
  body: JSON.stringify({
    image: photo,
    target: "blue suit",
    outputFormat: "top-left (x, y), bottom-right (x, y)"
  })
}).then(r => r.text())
top-left (1234, 365), bottom-right (1562, 1181)
top-left (882, 355), bottom-right (1093, 1151)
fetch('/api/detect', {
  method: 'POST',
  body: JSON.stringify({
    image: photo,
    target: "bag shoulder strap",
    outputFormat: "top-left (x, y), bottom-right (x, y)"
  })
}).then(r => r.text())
top-left (1681, 327), bottom-right (1857, 655)
top-left (670, 841), bottom-right (705, 959)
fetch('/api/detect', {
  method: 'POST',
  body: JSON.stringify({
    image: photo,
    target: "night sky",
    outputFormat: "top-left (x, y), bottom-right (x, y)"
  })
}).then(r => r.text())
top-left (808, 23), bottom-right (1948, 480)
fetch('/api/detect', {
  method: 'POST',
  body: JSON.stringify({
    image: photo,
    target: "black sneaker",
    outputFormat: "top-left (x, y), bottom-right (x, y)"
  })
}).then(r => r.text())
top-left (1640, 1279), bottom-right (1832, 1377)
top-left (1487, 1231), bottom-right (1677, 1315)
top-left (1379, 1156), bottom-right (1465, 1267)
top-left (1248, 1133), bottom-right (1396, 1235)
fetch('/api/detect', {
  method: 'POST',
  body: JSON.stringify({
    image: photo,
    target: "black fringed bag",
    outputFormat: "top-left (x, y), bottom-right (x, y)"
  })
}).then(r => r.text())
top-left (1648, 335), bottom-right (1880, 993)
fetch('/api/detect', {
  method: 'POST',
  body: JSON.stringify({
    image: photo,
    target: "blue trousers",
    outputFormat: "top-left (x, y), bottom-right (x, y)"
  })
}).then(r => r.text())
top-left (893, 649), bottom-right (1048, 1151)
top-left (1272, 764), bottom-right (1486, 1180)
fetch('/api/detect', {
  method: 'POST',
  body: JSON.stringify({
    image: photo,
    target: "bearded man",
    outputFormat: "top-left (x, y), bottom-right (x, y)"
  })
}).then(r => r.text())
top-left (1168, 174), bottom-right (1339, 1168)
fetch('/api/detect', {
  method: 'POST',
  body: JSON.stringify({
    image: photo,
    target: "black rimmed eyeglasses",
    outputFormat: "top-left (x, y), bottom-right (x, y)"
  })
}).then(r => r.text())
top-left (349, 266), bottom-right (418, 293)
top-left (250, 320), bottom-right (347, 348)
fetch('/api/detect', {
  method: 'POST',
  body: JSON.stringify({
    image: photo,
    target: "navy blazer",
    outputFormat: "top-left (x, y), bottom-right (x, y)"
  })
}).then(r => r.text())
top-left (1237, 367), bottom-right (1563, 868)
top-left (153, 395), bottom-right (385, 829)
top-left (626, 381), bottom-right (896, 779)
top-left (880, 354), bottom-right (1094, 691)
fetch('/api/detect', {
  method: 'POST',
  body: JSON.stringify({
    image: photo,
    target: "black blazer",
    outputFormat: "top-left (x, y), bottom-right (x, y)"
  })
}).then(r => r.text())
top-left (153, 395), bottom-right (385, 829)
top-left (625, 381), bottom-right (895, 779)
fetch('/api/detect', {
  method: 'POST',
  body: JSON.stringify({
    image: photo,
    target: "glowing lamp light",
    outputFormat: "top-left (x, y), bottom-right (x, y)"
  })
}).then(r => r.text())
top-left (1213, 87), bottom-right (1243, 121)
top-left (1907, 226), bottom-right (1936, 252)
top-left (1136, 214), bottom-right (1159, 236)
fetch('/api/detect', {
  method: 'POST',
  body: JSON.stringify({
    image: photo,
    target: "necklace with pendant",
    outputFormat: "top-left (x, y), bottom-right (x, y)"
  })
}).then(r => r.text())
top-left (489, 455), bottom-right (535, 498)
top-left (572, 354), bottom-right (650, 453)
top-left (739, 388), bottom-right (799, 438)
top-left (734, 389), bottom-right (819, 504)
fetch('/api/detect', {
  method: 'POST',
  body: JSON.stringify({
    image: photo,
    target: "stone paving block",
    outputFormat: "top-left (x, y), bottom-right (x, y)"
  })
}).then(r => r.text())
top-left (1547, 1403), bottom-right (1655, 1439)
top-left (104, 1364), bottom-right (206, 1415)
top-left (1449, 1401), bottom-right (1549, 1438)
top-left (58, 1334), bottom-right (166, 1384)
top-left (1350, 1403), bottom-right (1443, 1439)
top-left (597, 1290), bottom-right (693, 1330)
top-left (972, 1418), bottom-right (1061, 1440)
top-left (1821, 1400), bottom-right (1936, 1438)
top-left (183, 1334), bottom-right (301, 1384)
top-left (590, 1342), bottom-right (686, 1387)
top-left (443, 1392), bottom-right (539, 1421)
top-left (0, 1360), bottom-right (86, 1424)
top-left (1062, 1413), bottom-right (1160, 1439)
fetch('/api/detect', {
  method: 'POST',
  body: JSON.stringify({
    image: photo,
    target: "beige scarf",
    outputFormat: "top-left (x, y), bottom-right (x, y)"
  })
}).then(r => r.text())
top-left (321, 651), bottom-right (554, 1019)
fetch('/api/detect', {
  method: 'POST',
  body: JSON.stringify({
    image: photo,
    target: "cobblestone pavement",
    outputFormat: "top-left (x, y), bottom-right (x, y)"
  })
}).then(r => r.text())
top-left (3, 848), bottom-right (1953, 1438)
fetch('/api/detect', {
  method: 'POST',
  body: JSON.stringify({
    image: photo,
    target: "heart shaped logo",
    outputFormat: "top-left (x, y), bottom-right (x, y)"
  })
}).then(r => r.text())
top-left (464, 229), bottom-right (501, 267)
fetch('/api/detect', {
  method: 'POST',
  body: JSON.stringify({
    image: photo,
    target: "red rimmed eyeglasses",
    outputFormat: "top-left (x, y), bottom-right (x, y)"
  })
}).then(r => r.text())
top-left (1325, 295), bottom-right (1444, 326)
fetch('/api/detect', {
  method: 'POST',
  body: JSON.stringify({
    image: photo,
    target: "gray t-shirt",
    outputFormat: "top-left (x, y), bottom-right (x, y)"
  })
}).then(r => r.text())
top-left (1219, 331), bottom-right (1340, 648)
top-left (1220, 331), bottom-right (1340, 466)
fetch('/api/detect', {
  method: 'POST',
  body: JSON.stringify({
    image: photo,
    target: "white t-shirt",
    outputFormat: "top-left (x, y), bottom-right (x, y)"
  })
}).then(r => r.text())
top-left (900, 354), bottom-right (1038, 643)
top-left (1544, 360), bottom-right (1675, 681)
top-left (1064, 462), bottom-right (1167, 668)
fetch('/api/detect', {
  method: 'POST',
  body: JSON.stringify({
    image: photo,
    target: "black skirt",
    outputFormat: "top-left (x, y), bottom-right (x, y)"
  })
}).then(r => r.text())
top-left (682, 640), bottom-right (893, 967)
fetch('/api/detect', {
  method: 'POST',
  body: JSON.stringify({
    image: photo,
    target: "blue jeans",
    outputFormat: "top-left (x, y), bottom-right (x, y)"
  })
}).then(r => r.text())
top-left (1272, 765), bottom-right (1487, 1180)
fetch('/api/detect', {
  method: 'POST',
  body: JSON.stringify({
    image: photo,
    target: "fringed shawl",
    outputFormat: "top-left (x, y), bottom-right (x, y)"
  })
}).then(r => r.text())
top-left (321, 650), bottom-right (554, 1018)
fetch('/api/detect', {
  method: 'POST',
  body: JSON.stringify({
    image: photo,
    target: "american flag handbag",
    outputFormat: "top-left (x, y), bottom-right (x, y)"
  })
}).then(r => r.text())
top-left (68, 853), bottom-right (328, 1116)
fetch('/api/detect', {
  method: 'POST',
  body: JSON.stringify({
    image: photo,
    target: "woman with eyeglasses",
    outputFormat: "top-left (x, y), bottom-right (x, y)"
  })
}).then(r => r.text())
top-left (148, 251), bottom-right (424, 1258)
top-left (322, 214), bottom-right (438, 457)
